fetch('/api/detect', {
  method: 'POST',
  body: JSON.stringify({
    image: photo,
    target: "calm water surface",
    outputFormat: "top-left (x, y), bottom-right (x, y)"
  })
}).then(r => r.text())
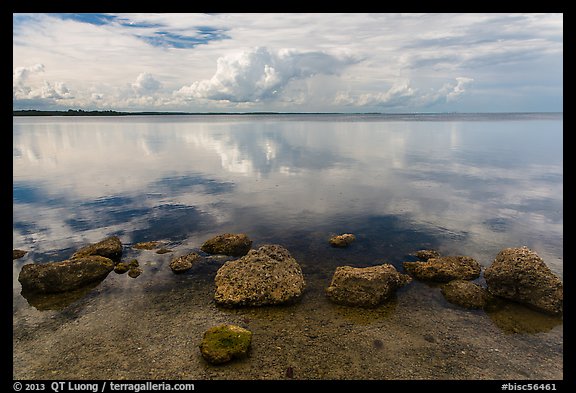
top-left (13, 113), bottom-right (563, 271)
top-left (12, 113), bottom-right (563, 379)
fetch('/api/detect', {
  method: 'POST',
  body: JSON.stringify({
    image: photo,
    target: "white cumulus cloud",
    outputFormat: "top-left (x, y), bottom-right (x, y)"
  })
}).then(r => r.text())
top-left (132, 73), bottom-right (162, 95)
top-left (13, 64), bottom-right (73, 101)
top-left (176, 47), bottom-right (356, 103)
top-left (335, 77), bottom-right (474, 110)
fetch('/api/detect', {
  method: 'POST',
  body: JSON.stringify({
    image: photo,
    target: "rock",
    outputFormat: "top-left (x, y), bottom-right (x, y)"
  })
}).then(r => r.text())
top-left (201, 233), bottom-right (252, 257)
top-left (329, 233), bottom-right (356, 248)
top-left (128, 267), bottom-right (142, 278)
top-left (440, 279), bottom-right (491, 309)
top-left (403, 256), bottom-right (481, 282)
top-left (18, 255), bottom-right (114, 294)
top-left (325, 264), bottom-right (412, 307)
top-left (415, 249), bottom-right (440, 261)
top-left (169, 253), bottom-right (200, 274)
top-left (214, 244), bottom-right (305, 307)
top-left (71, 236), bottom-right (122, 263)
top-left (199, 324), bottom-right (252, 365)
top-left (484, 247), bottom-right (563, 315)
top-left (155, 248), bottom-right (172, 254)
top-left (13, 249), bottom-right (27, 260)
top-left (114, 262), bottom-right (130, 274)
top-left (133, 241), bottom-right (161, 250)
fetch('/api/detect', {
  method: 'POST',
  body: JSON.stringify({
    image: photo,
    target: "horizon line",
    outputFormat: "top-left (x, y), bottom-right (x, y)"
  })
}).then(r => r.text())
top-left (13, 109), bottom-right (564, 117)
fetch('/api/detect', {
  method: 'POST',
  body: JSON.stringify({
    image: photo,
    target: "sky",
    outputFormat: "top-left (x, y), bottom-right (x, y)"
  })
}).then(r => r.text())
top-left (12, 13), bottom-right (563, 113)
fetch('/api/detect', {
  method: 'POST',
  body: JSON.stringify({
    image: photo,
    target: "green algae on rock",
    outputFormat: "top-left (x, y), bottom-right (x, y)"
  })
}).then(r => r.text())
top-left (114, 262), bottom-right (130, 274)
top-left (199, 324), bottom-right (252, 365)
top-left (128, 266), bottom-right (143, 278)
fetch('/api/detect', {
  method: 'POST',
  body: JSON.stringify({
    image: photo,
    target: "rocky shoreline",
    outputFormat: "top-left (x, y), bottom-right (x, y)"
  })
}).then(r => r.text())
top-left (15, 232), bottom-right (563, 365)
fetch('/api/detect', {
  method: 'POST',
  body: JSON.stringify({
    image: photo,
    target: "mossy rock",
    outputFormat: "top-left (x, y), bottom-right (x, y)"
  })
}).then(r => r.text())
top-left (114, 262), bottom-right (130, 274)
top-left (199, 324), bottom-right (252, 365)
top-left (128, 267), bottom-right (142, 278)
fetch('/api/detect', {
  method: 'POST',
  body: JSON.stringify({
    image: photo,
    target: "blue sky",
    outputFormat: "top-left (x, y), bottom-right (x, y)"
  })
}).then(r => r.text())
top-left (13, 13), bottom-right (563, 113)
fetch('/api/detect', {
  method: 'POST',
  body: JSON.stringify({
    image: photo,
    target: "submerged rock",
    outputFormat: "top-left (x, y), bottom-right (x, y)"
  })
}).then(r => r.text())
top-left (415, 249), bottom-right (440, 261)
top-left (484, 246), bottom-right (563, 315)
top-left (71, 236), bottom-right (123, 263)
top-left (403, 255), bottom-right (481, 282)
top-left (199, 324), bottom-right (252, 365)
top-left (169, 252), bottom-right (200, 274)
top-left (13, 250), bottom-right (27, 260)
top-left (133, 241), bottom-right (161, 250)
top-left (18, 255), bottom-right (114, 294)
top-left (128, 267), bottom-right (142, 278)
top-left (325, 264), bottom-right (412, 307)
top-left (329, 233), bottom-right (356, 248)
top-left (214, 244), bottom-right (305, 307)
top-left (201, 233), bottom-right (252, 257)
top-left (440, 279), bottom-right (492, 309)
top-left (114, 262), bottom-right (130, 274)
top-left (114, 259), bottom-right (139, 274)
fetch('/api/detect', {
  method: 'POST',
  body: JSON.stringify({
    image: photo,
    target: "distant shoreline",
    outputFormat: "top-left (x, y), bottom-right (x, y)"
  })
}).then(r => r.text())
top-left (12, 109), bottom-right (563, 117)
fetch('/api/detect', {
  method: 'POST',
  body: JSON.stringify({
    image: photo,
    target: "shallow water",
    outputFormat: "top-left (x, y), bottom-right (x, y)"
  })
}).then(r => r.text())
top-left (13, 113), bottom-right (563, 380)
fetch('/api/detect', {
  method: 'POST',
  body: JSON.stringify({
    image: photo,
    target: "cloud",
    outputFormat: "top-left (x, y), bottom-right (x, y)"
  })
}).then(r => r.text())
top-left (132, 73), bottom-right (162, 95)
top-left (445, 77), bottom-right (474, 102)
top-left (13, 64), bottom-right (73, 101)
top-left (176, 47), bottom-right (356, 103)
top-left (13, 64), bottom-right (45, 96)
top-left (335, 77), bottom-right (474, 109)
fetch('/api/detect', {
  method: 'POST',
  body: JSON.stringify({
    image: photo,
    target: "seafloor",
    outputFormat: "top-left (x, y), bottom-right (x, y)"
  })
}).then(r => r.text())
top-left (12, 238), bottom-right (563, 380)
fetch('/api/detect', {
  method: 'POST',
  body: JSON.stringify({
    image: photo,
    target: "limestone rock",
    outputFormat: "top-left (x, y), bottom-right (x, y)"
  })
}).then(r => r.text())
top-left (13, 250), bottom-right (27, 260)
top-left (325, 264), bottom-right (412, 307)
top-left (440, 279), bottom-right (491, 309)
top-left (128, 267), bottom-right (142, 278)
top-left (169, 253), bottom-right (200, 274)
top-left (114, 262), bottom-right (130, 274)
top-left (214, 244), bottom-right (305, 307)
top-left (71, 236), bottom-right (122, 263)
top-left (18, 255), bottom-right (114, 294)
top-left (199, 324), bottom-right (252, 365)
top-left (403, 255), bottom-right (481, 282)
top-left (484, 247), bottom-right (563, 315)
top-left (201, 233), bottom-right (252, 257)
top-left (415, 249), bottom-right (440, 261)
top-left (133, 241), bottom-right (161, 250)
top-left (329, 234), bottom-right (356, 248)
